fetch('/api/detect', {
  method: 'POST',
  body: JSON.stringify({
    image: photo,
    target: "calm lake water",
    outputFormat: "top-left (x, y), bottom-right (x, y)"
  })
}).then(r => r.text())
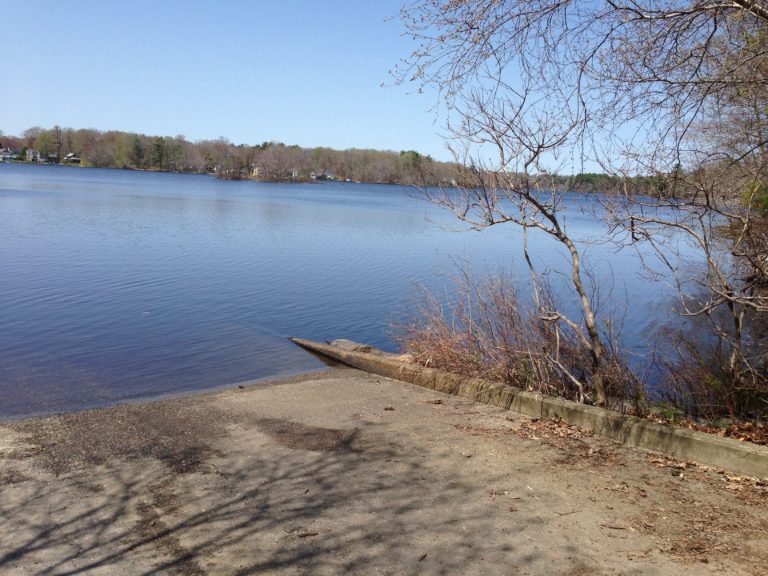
top-left (0, 164), bottom-right (697, 418)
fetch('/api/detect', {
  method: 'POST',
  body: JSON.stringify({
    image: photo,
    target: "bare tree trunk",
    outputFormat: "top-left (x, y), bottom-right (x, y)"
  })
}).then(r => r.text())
top-left (560, 234), bottom-right (607, 405)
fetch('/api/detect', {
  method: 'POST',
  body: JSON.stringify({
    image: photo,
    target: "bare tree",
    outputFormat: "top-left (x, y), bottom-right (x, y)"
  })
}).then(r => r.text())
top-left (397, 1), bottom-right (768, 412)
top-left (421, 103), bottom-right (614, 404)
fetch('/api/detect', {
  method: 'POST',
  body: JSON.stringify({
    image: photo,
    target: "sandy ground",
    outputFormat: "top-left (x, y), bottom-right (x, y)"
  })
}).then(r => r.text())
top-left (0, 367), bottom-right (766, 575)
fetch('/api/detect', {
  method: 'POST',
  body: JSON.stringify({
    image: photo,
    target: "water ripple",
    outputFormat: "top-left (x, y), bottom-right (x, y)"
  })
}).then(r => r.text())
top-left (0, 164), bottom-right (699, 418)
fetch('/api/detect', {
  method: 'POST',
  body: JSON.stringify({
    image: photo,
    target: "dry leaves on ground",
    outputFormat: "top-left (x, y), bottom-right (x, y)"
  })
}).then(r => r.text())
top-left (513, 418), bottom-right (608, 465)
top-left (646, 455), bottom-right (768, 502)
top-left (646, 418), bottom-right (768, 446)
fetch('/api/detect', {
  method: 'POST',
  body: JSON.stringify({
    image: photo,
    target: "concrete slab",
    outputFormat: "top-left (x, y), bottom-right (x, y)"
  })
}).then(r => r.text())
top-left (290, 337), bottom-right (768, 477)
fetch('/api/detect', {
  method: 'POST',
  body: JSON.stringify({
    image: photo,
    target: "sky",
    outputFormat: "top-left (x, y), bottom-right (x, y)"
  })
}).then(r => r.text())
top-left (0, 1), bottom-right (453, 160)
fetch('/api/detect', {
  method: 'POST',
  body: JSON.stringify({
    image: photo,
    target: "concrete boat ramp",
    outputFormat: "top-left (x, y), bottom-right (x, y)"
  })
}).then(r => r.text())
top-left (0, 340), bottom-right (766, 575)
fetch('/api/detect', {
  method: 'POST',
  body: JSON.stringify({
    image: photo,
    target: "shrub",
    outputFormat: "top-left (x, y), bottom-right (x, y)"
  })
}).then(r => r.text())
top-left (657, 318), bottom-right (768, 423)
top-left (394, 271), bottom-right (643, 412)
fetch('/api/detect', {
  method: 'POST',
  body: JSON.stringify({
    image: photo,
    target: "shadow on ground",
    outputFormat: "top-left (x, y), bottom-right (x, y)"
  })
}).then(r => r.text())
top-left (0, 397), bottom-right (568, 576)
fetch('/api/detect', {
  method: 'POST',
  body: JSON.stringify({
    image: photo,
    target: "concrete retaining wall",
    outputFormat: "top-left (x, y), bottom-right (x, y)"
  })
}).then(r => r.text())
top-left (290, 337), bottom-right (768, 477)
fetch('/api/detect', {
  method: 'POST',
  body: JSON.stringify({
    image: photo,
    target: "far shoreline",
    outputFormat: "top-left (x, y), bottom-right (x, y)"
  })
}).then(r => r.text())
top-left (0, 160), bottom-right (433, 188)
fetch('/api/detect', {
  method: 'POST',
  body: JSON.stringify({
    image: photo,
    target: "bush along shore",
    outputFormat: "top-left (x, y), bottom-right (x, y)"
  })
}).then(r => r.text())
top-left (393, 271), bottom-right (768, 447)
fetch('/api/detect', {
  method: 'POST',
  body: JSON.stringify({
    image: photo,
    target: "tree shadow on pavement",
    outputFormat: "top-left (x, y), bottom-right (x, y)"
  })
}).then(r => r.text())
top-left (0, 402), bottom-right (575, 575)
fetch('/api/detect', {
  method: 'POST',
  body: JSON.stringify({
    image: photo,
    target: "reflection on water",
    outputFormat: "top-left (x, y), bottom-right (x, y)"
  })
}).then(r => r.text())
top-left (0, 164), bottom-right (700, 418)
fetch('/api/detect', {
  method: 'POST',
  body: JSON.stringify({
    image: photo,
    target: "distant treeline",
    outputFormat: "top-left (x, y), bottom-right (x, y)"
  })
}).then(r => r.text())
top-left (1, 126), bottom-right (671, 194)
top-left (0, 126), bottom-right (461, 186)
top-left (549, 172), bottom-right (678, 196)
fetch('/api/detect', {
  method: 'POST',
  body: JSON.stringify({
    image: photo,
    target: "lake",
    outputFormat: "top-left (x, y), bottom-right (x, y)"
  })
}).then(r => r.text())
top-left (0, 164), bottom-right (695, 418)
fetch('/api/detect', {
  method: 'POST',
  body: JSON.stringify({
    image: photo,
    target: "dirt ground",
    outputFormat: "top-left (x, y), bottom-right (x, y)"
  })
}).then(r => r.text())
top-left (0, 367), bottom-right (766, 575)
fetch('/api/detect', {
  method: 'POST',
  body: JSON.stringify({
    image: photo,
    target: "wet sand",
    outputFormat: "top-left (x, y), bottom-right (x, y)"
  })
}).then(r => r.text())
top-left (1, 367), bottom-right (766, 575)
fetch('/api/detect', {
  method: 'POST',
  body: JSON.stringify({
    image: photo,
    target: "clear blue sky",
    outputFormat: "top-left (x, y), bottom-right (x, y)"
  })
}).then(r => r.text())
top-left (1, 1), bottom-right (452, 159)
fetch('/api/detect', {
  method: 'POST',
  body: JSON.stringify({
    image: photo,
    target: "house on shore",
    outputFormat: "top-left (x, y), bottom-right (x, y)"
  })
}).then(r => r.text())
top-left (1, 148), bottom-right (21, 162)
top-left (1, 149), bottom-right (10, 161)
top-left (310, 170), bottom-right (336, 181)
